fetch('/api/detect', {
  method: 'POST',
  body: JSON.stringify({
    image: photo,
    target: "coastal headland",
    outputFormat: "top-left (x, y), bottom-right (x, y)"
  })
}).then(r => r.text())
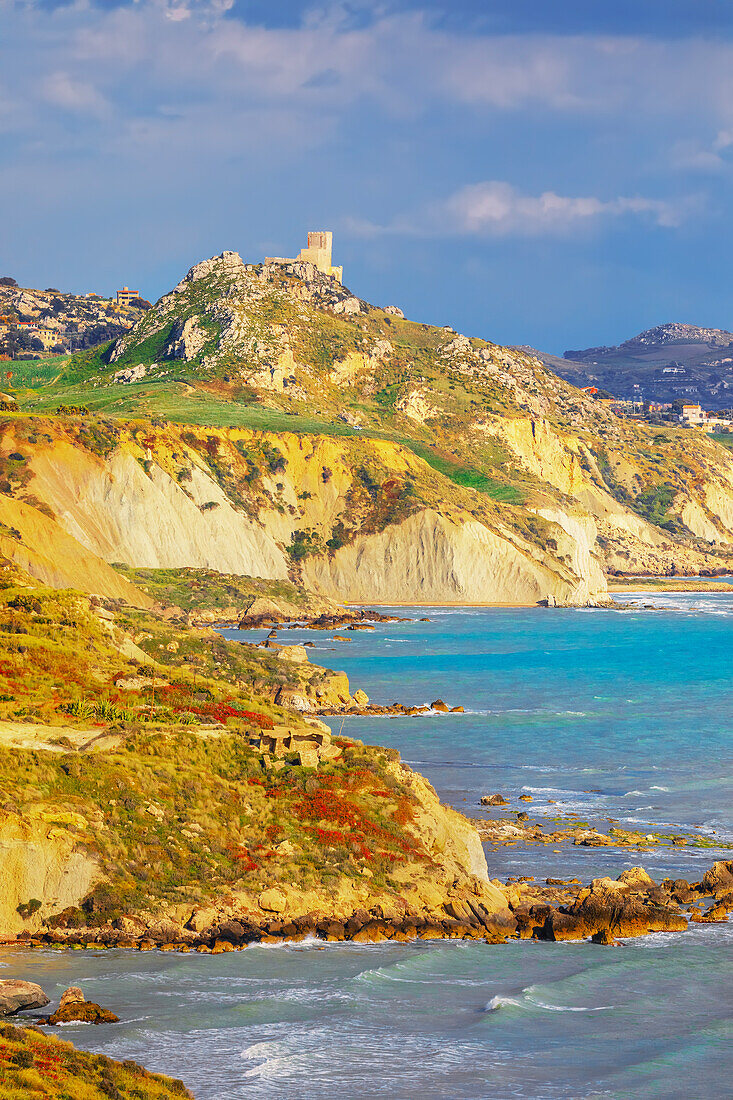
top-left (1, 251), bottom-right (733, 1095)
top-left (0, 563), bottom-right (730, 961)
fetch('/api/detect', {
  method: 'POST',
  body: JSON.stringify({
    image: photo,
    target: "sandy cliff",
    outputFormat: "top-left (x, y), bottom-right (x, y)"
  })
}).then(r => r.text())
top-left (304, 508), bottom-right (603, 605)
top-left (0, 810), bottom-right (99, 938)
top-left (0, 419), bottom-right (610, 605)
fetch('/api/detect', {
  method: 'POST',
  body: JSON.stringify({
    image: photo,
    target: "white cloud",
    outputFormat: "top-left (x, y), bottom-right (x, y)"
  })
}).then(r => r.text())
top-left (671, 127), bottom-right (733, 173)
top-left (9, 1), bottom-right (733, 128)
top-left (0, 0), bottom-right (725, 267)
top-left (347, 180), bottom-right (686, 238)
top-left (41, 71), bottom-right (109, 115)
top-left (713, 128), bottom-right (733, 151)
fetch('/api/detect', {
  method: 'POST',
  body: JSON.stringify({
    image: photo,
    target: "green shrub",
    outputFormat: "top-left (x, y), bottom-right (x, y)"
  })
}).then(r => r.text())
top-left (16, 898), bottom-right (42, 918)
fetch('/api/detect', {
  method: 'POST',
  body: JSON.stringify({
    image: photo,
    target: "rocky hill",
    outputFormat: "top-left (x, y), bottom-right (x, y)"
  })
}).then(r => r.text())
top-left (0, 279), bottom-right (148, 360)
top-left (553, 322), bottom-right (733, 408)
top-left (3, 249), bottom-right (733, 601)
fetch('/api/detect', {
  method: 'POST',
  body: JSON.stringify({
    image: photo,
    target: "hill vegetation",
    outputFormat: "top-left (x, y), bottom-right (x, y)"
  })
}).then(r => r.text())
top-left (0, 563), bottom-right (505, 947)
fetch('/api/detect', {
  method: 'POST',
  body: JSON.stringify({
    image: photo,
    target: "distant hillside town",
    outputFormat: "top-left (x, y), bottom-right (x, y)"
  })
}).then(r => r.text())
top-left (540, 322), bottom-right (733, 411)
top-left (573, 386), bottom-right (733, 434)
top-left (0, 276), bottom-right (150, 360)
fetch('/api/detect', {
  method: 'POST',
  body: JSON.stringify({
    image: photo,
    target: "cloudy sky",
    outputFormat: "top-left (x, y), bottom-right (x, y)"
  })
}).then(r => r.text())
top-left (4, 0), bottom-right (733, 352)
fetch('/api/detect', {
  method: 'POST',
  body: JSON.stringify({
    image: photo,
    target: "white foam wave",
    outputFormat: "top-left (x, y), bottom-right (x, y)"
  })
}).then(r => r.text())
top-left (485, 994), bottom-right (524, 1011)
top-left (461, 708), bottom-right (588, 718)
top-left (485, 991), bottom-right (614, 1013)
top-left (525, 995), bottom-right (614, 1012)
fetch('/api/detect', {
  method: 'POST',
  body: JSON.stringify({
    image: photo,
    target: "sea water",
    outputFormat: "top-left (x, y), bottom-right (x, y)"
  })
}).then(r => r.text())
top-left (3, 594), bottom-right (732, 1099)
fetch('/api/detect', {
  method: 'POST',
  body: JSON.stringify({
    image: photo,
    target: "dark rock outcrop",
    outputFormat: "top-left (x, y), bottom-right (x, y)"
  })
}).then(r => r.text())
top-left (537, 875), bottom-right (686, 941)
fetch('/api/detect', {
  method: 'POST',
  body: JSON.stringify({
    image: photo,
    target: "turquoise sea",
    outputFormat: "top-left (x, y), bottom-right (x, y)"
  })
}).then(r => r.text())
top-left (3, 592), bottom-right (732, 1098)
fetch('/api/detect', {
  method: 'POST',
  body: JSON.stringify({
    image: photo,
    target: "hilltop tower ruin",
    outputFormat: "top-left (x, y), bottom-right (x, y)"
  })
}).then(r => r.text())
top-left (265, 231), bottom-right (343, 283)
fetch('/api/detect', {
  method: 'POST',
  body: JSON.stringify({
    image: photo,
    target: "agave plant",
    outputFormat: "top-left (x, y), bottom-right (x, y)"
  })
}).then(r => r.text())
top-left (64, 698), bottom-right (94, 719)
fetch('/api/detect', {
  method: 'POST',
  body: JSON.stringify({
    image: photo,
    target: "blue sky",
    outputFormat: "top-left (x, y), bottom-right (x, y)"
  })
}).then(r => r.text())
top-left (4, 1), bottom-right (733, 353)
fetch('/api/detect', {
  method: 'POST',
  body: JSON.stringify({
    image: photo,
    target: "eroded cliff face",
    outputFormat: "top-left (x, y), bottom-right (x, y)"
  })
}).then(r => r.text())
top-left (303, 508), bottom-right (604, 605)
top-left (0, 493), bottom-right (151, 605)
top-left (480, 413), bottom-right (733, 575)
top-left (0, 419), bottom-right (611, 605)
top-left (0, 810), bottom-right (99, 938)
top-left (3, 407), bottom-right (733, 605)
top-left (3, 403), bottom-right (733, 605)
top-left (28, 441), bottom-right (287, 577)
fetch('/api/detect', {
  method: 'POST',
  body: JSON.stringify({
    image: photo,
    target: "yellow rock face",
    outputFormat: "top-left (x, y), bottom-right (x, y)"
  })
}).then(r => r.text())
top-left (258, 887), bottom-right (288, 913)
top-left (0, 812), bottom-right (100, 937)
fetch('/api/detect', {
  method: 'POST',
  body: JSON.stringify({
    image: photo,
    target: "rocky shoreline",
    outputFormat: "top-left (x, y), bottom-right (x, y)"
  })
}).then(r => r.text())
top-left (315, 698), bottom-right (465, 718)
top-left (237, 607), bottom-right (413, 631)
top-left (4, 858), bottom-right (730, 955)
top-left (475, 802), bottom-right (732, 852)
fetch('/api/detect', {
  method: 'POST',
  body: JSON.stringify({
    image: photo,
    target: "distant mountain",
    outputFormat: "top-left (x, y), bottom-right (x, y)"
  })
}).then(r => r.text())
top-left (524, 323), bottom-right (733, 409)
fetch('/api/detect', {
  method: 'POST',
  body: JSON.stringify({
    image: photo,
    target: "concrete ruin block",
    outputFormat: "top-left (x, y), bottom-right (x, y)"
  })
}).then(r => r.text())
top-left (298, 747), bottom-right (319, 769)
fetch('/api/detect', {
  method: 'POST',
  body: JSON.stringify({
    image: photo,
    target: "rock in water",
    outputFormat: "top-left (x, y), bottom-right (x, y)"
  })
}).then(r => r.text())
top-left (591, 927), bottom-right (618, 946)
top-left (480, 794), bottom-right (508, 806)
top-left (617, 867), bottom-right (655, 891)
top-left (700, 860), bottom-right (733, 897)
top-left (0, 980), bottom-right (50, 1016)
top-left (43, 1001), bottom-right (119, 1025)
top-left (59, 986), bottom-right (85, 1010)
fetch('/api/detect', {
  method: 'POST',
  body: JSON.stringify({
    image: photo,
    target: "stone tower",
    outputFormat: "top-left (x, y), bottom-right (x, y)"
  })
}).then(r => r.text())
top-left (265, 232), bottom-right (343, 283)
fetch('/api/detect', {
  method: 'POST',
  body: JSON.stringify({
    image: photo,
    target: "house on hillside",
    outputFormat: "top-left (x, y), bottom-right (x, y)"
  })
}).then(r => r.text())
top-left (116, 286), bottom-right (140, 306)
top-left (680, 403), bottom-right (705, 426)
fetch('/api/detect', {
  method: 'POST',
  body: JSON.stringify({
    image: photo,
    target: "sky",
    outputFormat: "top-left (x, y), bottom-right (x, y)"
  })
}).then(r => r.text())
top-left (4, 1), bottom-right (733, 353)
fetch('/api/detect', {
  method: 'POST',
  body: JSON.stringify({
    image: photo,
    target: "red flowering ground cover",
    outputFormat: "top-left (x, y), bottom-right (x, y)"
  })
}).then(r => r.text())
top-left (286, 770), bottom-right (429, 867)
top-left (0, 1020), bottom-right (193, 1098)
top-left (187, 701), bottom-right (274, 727)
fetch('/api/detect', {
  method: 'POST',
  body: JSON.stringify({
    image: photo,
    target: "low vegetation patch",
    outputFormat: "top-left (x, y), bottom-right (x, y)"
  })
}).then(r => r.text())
top-left (0, 1022), bottom-right (192, 1100)
top-left (408, 446), bottom-right (523, 504)
top-left (0, 565), bottom-right (433, 920)
top-left (111, 566), bottom-right (315, 614)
